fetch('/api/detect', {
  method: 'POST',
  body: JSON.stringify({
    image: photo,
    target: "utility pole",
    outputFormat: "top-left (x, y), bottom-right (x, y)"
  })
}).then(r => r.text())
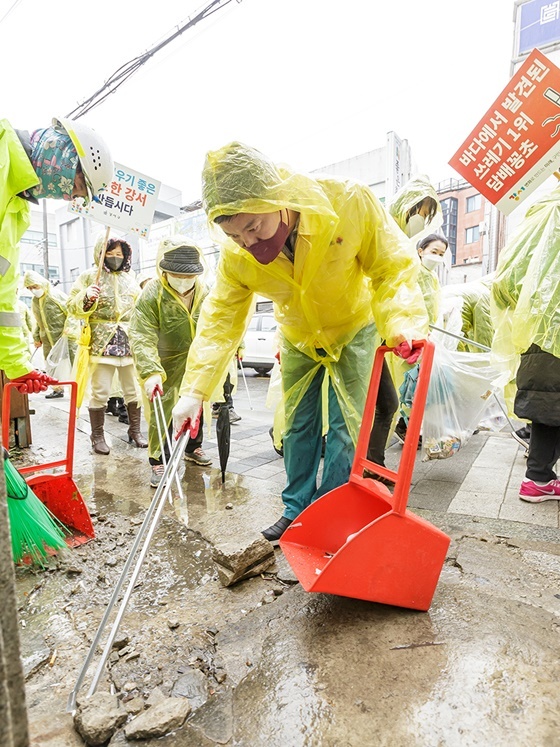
top-left (42, 201), bottom-right (49, 280)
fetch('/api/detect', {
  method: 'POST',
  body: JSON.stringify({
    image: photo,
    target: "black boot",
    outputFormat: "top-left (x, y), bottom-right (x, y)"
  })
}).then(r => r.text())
top-left (105, 397), bottom-right (120, 416)
top-left (117, 397), bottom-right (129, 424)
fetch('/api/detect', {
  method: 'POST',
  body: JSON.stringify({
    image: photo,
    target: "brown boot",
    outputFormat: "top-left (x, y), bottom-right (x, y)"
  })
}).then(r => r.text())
top-left (89, 407), bottom-right (110, 455)
top-left (126, 401), bottom-right (148, 448)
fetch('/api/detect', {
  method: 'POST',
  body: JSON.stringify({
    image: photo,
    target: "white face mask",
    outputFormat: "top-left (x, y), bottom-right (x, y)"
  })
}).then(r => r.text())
top-left (31, 288), bottom-right (45, 298)
top-left (421, 254), bottom-right (445, 271)
top-left (167, 275), bottom-right (196, 294)
top-left (406, 213), bottom-right (426, 238)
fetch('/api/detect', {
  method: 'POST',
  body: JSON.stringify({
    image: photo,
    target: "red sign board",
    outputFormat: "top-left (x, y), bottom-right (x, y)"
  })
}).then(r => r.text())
top-left (449, 49), bottom-right (560, 214)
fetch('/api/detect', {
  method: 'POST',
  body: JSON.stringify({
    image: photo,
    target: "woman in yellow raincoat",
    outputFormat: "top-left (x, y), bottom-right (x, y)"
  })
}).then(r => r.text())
top-left (381, 176), bottom-right (443, 449)
top-left (129, 236), bottom-right (212, 488)
top-left (23, 270), bottom-right (77, 399)
top-left (392, 233), bottom-right (448, 443)
top-left (172, 142), bottom-right (428, 542)
top-left (492, 184), bottom-right (560, 504)
top-left (68, 237), bottom-right (146, 455)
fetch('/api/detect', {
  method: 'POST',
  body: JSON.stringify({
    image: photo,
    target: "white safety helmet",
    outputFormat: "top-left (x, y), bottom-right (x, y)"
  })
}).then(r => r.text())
top-left (52, 117), bottom-right (114, 201)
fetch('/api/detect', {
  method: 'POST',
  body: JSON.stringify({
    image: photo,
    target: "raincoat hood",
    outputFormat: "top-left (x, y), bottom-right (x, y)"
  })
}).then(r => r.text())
top-left (29, 127), bottom-right (79, 201)
top-left (202, 141), bottom-right (337, 228)
top-left (93, 234), bottom-right (132, 273)
top-left (23, 269), bottom-right (49, 291)
top-left (388, 175), bottom-right (443, 237)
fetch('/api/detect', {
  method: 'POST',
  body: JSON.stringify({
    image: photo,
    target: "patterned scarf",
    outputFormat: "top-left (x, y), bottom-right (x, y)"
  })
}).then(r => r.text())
top-left (29, 127), bottom-right (79, 201)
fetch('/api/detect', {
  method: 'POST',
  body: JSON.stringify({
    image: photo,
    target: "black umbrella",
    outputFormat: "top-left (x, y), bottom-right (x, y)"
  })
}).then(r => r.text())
top-left (216, 404), bottom-right (231, 484)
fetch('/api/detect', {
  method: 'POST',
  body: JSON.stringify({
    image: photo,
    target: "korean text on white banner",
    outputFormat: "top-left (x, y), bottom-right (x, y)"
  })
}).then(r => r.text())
top-left (69, 163), bottom-right (161, 237)
top-left (449, 49), bottom-right (560, 215)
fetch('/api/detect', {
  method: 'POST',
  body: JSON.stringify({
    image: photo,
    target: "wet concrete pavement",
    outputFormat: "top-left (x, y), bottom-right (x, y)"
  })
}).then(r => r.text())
top-left (10, 370), bottom-right (560, 746)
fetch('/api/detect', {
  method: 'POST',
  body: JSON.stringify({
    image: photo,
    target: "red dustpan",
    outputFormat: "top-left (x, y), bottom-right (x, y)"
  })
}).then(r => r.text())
top-left (2, 380), bottom-right (95, 546)
top-left (279, 340), bottom-right (450, 611)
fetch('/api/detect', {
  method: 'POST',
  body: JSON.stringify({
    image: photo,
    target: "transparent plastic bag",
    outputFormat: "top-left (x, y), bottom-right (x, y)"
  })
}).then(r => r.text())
top-left (422, 344), bottom-right (501, 460)
top-left (45, 335), bottom-right (73, 381)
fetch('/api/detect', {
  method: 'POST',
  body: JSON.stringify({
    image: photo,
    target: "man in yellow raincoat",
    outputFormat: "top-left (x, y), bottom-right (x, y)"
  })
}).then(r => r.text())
top-left (129, 236), bottom-right (212, 488)
top-left (0, 117), bottom-right (112, 393)
top-left (172, 142), bottom-right (428, 542)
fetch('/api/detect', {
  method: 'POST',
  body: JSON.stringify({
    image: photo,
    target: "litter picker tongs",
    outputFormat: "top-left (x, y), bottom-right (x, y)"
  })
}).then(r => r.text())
top-left (152, 391), bottom-right (186, 508)
top-left (67, 422), bottom-right (194, 712)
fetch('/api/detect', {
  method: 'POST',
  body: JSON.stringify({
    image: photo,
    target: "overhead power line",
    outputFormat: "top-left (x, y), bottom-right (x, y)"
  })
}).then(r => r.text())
top-left (66, 0), bottom-right (239, 120)
top-left (0, 0), bottom-right (23, 28)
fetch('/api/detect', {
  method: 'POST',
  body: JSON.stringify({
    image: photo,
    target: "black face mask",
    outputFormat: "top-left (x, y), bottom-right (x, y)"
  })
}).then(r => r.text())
top-left (105, 256), bottom-right (124, 272)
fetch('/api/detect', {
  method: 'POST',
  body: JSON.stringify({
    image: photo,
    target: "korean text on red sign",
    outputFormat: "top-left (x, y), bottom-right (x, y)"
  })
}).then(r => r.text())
top-left (449, 49), bottom-right (560, 215)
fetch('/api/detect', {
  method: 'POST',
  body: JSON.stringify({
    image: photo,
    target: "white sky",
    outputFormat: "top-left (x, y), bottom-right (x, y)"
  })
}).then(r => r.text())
top-left (1, 0), bottom-right (516, 202)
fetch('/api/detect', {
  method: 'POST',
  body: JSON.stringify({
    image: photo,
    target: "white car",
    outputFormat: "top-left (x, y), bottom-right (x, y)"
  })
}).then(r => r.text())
top-left (241, 313), bottom-right (277, 375)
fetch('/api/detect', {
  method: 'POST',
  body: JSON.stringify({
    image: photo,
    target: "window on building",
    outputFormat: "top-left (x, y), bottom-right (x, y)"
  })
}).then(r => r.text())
top-left (20, 263), bottom-right (59, 280)
top-left (466, 194), bottom-right (481, 213)
top-left (440, 197), bottom-right (458, 264)
top-left (465, 225), bottom-right (480, 244)
top-left (70, 267), bottom-right (80, 280)
top-left (20, 230), bottom-right (58, 247)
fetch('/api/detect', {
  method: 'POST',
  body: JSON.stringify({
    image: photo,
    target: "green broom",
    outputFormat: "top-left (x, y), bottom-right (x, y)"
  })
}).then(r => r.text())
top-left (3, 451), bottom-right (68, 565)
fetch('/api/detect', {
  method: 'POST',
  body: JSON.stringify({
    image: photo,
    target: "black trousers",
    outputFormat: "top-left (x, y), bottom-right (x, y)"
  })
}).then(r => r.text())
top-left (366, 360), bottom-right (399, 466)
top-left (526, 422), bottom-right (560, 482)
top-left (149, 410), bottom-right (204, 466)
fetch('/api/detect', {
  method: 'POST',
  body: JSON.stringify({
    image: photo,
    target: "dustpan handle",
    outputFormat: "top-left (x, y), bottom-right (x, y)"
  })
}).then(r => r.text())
top-left (2, 381), bottom-right (77, 476)
top-left (352, 339), bottom-right (434, 516)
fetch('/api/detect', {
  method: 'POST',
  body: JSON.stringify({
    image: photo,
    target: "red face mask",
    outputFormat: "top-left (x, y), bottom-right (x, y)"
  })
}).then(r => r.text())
top-left (245, 216), bottom-right (291, 265)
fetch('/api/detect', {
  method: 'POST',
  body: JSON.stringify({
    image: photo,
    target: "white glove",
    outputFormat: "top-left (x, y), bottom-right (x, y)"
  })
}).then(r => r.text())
top-left (144, 374), bottom-right (163, 401)
top-left (85, 284), bottom-right (101, 301)
top-left (172, 395), bottom-right (202, 437)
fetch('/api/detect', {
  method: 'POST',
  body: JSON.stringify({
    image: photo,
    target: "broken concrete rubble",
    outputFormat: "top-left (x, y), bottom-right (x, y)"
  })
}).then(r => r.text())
top-left (211, 536), bottom-right (275, 587)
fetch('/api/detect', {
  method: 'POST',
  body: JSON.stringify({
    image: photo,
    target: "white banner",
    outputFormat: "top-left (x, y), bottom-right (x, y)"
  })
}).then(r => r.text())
top-left (69, 162), bottom-right (161, 238)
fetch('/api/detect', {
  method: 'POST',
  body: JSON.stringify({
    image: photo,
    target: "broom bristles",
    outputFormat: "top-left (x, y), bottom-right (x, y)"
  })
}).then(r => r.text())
top-left (4, 458), bottom-right (68, 565)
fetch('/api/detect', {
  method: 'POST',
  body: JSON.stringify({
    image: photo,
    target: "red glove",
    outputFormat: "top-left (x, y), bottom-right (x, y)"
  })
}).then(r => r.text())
top-left (10, 370), bottom-right (59, 394)
top-left (393, 341), bottom-right (422, 365)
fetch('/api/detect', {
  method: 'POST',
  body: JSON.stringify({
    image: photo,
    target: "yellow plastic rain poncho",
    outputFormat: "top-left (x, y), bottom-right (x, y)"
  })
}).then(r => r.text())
top-left (442, 275), bottom-right (494, 353)
top-left (417, 265), bottom-right (440, 326)
top-left (181, 142), bottom-right (428, 443)
top-left (388, 174), bottom-right (443, 242)
top-left (23, 270), bottom-right (77, 357)
top-left (129, 236), bottom-right (208, 460)
top-left (67, 236), bottom-right (140, 406)
top-left (0, 120), bottom-right (40, 378)
top-left (67, 236), bottom-right (140, 357)
top-left (492, 185), bottom-right (560, 382)
top-left (18, 300), bottom-right (33, 343)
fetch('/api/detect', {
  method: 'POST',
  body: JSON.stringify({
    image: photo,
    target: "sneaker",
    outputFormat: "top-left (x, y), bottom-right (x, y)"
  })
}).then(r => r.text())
top-left (262, 516), bottom-right (292, 544)
top-left (228, 408), bottom-right (242, 424)
top-left (45, 390), bottom-right (64, 399)
top-left (184, 448), bottom-right (212, 466)
top-left (394, 417), bottom-right (407, 445)
top-left (519, 478), bottom-right (560, 503)
top-left (150, 464), bottom-right (165, 488)
top-left (516, 425), bottom-right (532, 441)
top-left (511, 430), bottom-right (530, 449)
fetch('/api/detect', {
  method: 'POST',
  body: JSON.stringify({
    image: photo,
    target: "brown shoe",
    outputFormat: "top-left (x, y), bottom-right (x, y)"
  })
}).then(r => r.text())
top-left (88, 407), bottom-right (110, 455)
